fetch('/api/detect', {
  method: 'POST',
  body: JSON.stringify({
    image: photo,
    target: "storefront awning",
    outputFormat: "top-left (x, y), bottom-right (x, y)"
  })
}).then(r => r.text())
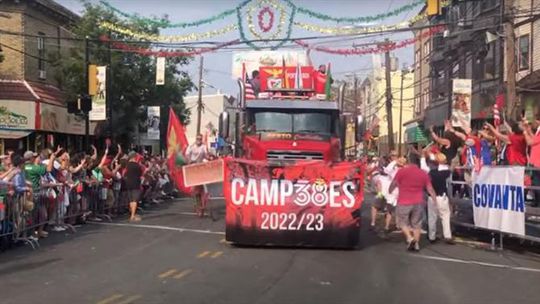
top-left (0, 130), bottom-right (32, 139)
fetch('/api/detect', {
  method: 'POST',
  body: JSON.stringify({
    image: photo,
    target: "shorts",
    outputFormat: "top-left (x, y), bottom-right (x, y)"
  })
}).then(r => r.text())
top-left (127, 189), bottom-right (141, 203)
top-left (396, 204), bottom-right (424, 229)
top-left (385, 203), bottom-right (396, 214)
top-left (373, 197), bottom-right (386, 210)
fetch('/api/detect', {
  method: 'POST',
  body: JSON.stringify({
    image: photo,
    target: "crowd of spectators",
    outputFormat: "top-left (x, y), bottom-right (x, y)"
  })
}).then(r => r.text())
top-left (0, 144), bottom-right (176, 250)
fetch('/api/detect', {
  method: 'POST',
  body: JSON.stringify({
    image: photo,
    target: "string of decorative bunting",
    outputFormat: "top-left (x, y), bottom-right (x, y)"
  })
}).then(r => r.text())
top-left (294, 26), bottom-right (446, 56)
top-left (100, 0), bottom-right (424, 29)
top-left (101, 36), bottom-right (241, 57)
top-left (99, 21), bottom-right (238, 43)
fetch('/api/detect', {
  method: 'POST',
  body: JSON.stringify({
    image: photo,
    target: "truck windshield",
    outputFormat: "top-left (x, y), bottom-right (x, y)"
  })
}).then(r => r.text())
top-left (254, 112), bottom-right (332, 134)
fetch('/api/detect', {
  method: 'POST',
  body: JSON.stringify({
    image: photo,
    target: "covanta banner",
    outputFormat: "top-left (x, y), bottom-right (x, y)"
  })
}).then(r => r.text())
top-left (224, 159), bottom-right (364, 248)
top-left (472, 166), bottom-right (525, 236)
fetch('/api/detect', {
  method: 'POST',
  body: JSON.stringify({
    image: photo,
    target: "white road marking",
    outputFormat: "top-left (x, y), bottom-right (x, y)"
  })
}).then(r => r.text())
top-left (89, 222), bottom-right (225, 235)
top-left (411, 254), bottom-right (540, 273)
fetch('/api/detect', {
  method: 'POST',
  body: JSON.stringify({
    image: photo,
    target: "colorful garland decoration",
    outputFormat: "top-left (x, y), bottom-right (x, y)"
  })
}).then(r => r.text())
top-left (236, 0), bottom-right (295, 50)
top-left (287, 0), bottom-right (424, 24)
top-left (99, 0), bottom-right (247, 29)
top-left (101, 36), bottom-right (240, 57)
top-left (100, 21), bottom-right (237, 43)
top-left (245, 0), bottom-right (286, 41)
top-left (100, 0), bottom-right (424, 29)
top-left (258, 7), bottom-right (274, 32)
top-left (294, 13), bottom-right (431, 35)
top-left (294, 26), bottom-right (446, 56)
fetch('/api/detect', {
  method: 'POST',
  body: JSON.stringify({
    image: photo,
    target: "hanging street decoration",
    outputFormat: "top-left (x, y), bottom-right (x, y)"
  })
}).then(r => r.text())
top-left (99, 0), bottom-right (246, 29)
top-left (294, 26), bottom-right (445, 56)
top-left (101, 36), bottom-right (240, 57)
top-left (287, 0), bottom-right (424, 24)
top-left (99, 21), bottom-right (237, 43)
top-left (238, 0), bottom-right (295, 50)
top-left (100, 0), bottom-right (425, 31)
top-left (98, 0), bottom-right (434, 53)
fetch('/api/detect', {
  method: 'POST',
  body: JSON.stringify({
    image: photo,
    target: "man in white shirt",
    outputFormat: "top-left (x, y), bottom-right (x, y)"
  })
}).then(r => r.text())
top-left (186, 134), bottom-right (208, 164)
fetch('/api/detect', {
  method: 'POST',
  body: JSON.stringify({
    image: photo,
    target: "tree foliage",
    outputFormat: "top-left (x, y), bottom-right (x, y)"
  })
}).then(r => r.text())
top-left (49, 2), bottom-right (193, 144)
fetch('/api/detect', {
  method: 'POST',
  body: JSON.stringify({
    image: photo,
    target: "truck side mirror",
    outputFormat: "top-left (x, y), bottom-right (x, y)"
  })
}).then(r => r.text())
top-left (219, 111), bottom-right (230, 139)
top-left (355, 115), bottom-right (365, 142)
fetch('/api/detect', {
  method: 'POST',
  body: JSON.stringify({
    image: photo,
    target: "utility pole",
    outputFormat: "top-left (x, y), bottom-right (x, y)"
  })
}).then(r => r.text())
top-left (196, 56), bottom-right (204, 135)
top-left (107, 31), bottom-right (113, 141)
top-left (384, 40), bottom-right (395, 152)
top-left (84, 37), bottom-right (90, 152)
top-left (398, 69), bottom-right (405, 156)
top-left (504, 0), bottom-right (518, 119)
top-left (353, 75), bottom-right (359, 156)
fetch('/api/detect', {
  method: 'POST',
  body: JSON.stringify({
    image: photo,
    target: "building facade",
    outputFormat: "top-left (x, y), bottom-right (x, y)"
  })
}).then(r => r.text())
top-left (360, 54), bottom-right (415, 155)
top-left (0, 0), bottom-right (88, 154)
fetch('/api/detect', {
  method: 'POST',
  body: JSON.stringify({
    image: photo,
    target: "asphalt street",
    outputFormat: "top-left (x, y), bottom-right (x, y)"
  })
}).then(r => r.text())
top-left (1, 195), bottom-right (540, 304)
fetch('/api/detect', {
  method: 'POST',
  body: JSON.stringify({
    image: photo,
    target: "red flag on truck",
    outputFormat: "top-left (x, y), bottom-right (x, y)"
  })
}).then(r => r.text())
top-left (167, 108), bottom-right (191, 194)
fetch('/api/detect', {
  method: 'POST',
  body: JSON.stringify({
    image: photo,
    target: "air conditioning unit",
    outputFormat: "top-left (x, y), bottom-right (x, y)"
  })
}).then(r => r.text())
top-left (39, 70), bottom-right (46, 79)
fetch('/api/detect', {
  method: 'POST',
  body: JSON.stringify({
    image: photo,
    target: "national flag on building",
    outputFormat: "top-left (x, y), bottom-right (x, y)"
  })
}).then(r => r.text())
top-left (167, 108), bottom-right (191, 194)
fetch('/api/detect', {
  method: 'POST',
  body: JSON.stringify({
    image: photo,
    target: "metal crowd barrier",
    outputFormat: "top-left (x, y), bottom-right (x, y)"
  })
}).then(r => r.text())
top-left (449, 165), bottom-right (540, 249)
top-left (0, 175), bottom-right (175, 252)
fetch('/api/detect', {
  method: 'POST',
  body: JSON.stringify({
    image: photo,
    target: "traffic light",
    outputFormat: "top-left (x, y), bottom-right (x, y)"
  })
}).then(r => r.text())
top-left (427, 0), bottom-right (440, 16)
top-left (88, 64), bottom-right (97, 95)
top-left (67, 95), bottom-right (92, 114)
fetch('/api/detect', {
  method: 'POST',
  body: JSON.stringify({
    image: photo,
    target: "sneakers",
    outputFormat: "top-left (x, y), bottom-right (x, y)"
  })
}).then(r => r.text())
top-left (52, 226), bottom-right (66, 232)
top-left (28, 235), bottom-right (38, 242)
top-left (38, 231), bottom-right (49, 238)
top-left (407, 239), bottom-right (420, 252)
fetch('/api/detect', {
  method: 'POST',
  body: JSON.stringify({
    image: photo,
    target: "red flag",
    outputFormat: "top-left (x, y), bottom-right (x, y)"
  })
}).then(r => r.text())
top-left (167, 108), bottom-right (191, 194)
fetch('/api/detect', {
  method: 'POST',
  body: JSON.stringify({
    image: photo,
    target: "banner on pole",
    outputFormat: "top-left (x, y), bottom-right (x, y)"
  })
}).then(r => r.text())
top-left (147, 106), bottom-right (161, 140)
top-left (89, 66), bottom-right (107, 121)
top-left (156, 57), bottom-right (165, 85)
top-left (473, 166), bottom-right (525, 236)
top-left (451, 79), bottom-right (472, 130)
top-left (224, 159), bottom-right (364, 248)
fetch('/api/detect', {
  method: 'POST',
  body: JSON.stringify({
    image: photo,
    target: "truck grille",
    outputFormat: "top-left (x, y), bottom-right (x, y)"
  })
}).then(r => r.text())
top-left (267, 150), bottom-right (324, 161)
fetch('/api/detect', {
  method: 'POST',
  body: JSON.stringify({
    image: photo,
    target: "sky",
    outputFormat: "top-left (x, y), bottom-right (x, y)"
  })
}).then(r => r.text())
top-left (56, 0), bottom-right (419, 97)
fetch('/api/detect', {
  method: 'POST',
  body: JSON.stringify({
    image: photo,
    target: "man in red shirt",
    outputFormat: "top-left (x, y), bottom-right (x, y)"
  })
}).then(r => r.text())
top-left (487, 121), bottom-right (527, 166)
top-left (522, 115), bottom-right (540, 207)
top-left (389, 155), bottom-right (438, 252)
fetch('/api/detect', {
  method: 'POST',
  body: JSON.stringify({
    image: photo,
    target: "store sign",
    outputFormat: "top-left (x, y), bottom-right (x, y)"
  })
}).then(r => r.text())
top-left (0, 100), bottom-right (35, 130)
top-left (40, 103), bottom-right (86, 135)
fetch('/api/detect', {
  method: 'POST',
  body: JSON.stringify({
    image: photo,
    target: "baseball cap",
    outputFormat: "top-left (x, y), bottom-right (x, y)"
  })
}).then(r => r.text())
top-left (23, 151), bottom-right (38, 160)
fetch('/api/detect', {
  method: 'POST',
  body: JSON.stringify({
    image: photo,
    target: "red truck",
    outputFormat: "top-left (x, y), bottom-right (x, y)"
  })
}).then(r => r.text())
top-left (219, 64), bottom-right (366, 248)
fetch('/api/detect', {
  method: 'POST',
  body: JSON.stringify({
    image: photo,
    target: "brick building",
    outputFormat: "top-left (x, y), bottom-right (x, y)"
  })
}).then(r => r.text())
top-left (0, 0), bottom-right (92, 154)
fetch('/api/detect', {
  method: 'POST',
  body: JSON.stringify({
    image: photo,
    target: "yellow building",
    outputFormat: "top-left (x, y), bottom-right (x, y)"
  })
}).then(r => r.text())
top-left (360, 55), bottom-right (414, 155)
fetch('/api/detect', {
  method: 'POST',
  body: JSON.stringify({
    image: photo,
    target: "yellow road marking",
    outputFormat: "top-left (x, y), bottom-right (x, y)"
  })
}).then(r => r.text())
top-left (197, 251), bottom-right (211, 258)
top-left (211, 251), bottom-right (223, 258)
top-left (173, 269), bottom-right (193, 279)
top-left (96, 294), bottom-right (123, 304)
top-left (116, 295), bottom-right (142, 304)
top-left (158, 269), bottom-right (177, 279)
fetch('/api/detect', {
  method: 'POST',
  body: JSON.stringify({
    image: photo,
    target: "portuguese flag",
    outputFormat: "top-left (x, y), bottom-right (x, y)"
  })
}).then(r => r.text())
top-left (167, 108), bottom-right (191, 193)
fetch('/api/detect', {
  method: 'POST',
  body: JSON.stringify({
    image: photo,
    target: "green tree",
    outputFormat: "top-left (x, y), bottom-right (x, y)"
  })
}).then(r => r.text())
top-left (49, 2), bottom-right (193, 145)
